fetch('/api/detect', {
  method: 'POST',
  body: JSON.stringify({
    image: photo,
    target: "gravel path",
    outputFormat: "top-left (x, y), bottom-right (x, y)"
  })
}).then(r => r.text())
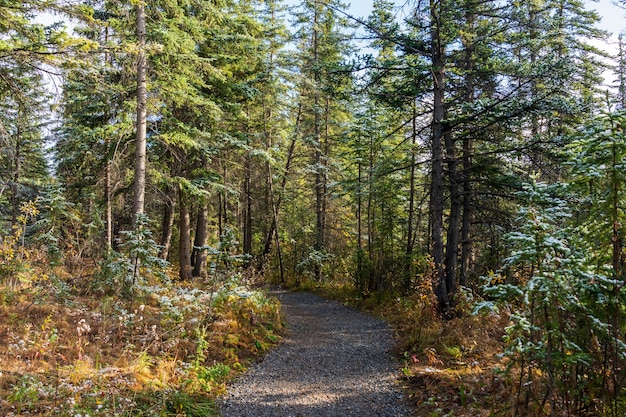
top-left (219, 290), bottom-right (413, 417)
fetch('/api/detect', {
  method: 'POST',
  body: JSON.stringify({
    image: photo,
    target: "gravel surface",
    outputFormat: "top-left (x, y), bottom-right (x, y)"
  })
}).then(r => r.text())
top-left (219, 290), bottom-right (413, 417)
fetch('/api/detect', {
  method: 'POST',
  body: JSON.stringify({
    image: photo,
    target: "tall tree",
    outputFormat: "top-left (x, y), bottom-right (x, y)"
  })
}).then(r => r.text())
top-left (58, 3), bottom-right (132, 251)
top-left (356, 0), bottom-right (606, 312)
top-left (133, 2), bottom-right (147, 223)
top-left (566, 110), bottom-right (626, 415)
top-left (291, 0), bottom-right (354, 281)
top-left (0, 73), bottom-right (49, 231)
top-left (0, 0), bottom-right (75, 233)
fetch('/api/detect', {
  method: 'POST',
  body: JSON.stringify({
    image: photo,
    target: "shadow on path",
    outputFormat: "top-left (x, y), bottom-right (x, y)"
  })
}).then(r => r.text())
top-left (219, 290), bottom-right (413, 417)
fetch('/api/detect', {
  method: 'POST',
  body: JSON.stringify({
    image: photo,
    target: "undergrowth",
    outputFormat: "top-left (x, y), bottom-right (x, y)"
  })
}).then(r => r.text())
top-left (0, 251), bottom-right (282, 416)
top-left (290, 264), bottom-right (626, 417)
top-left (287, 277), bottom-right (510, 417)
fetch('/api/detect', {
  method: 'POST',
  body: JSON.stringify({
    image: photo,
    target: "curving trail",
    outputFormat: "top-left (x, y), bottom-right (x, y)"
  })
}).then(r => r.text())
top-left (219, 290), bottom-right (413, 417)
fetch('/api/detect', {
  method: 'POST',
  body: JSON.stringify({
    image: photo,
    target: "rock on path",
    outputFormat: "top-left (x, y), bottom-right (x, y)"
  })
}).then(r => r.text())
top-left (219, 290), bottom-right (413, 417)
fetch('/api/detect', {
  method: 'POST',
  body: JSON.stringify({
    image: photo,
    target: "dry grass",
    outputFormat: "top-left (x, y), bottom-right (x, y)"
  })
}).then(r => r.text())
top-left (0, 263), bottom-right (283, 416)
top-left (398, 312), bottom-right (511, 416)
top-left (295, 278), bottom-right (512, 417)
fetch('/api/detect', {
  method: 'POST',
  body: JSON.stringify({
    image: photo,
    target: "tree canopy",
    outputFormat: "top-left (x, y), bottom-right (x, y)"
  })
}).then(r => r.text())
top-left (0, 0), bottom-right (625, 415)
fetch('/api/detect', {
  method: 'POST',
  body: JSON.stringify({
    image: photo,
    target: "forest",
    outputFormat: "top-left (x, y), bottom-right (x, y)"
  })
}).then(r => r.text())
top-left (1, 0), bottom-right (625, 415)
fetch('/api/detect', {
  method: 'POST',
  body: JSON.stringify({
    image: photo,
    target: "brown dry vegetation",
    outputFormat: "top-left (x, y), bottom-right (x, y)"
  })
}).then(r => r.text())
top-left (297, 279), bottom-right (513, 417)
top-left (0, 262), bottom-right (283, 416)
top-left (6, 244), bottom-right (611, 417)
top-left (1, 254), bottom-right (513, 417)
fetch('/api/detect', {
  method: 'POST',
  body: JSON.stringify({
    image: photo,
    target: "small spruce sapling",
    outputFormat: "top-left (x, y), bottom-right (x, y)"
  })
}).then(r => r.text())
top-left (97, 214), bottom-right (169, 299)
top-left (479, 179), bottom-right (624, 415)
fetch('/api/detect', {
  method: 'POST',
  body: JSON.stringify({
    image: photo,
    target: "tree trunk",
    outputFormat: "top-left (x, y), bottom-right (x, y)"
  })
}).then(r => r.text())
top-left (261, 105), bottom-right (301, 260)
top-left (104, 137), bottom-right (112, 250)
top-left (429, 0), bottom-right (450, 312)
top-left (444, 126), bottom-right (460, 302)
top-left (265, 155), bottom-right (285, 282)
top-left (0, 121), bottom-right (8, 207)
top-left (218, 163), bottom-right (228, 237)
top-left (356, 156), bottom-right (364, 291)
top-left (133, 3), bottom-right (147, 224)
top-left (192, 199), bottom-right (209, 277)
top-left (460, 24), bottom-right (475, 288)
top-left (259, 97), bottom-right (289, 281)
top-left (159, 187), bottom-right (176, 260)
top-left (243, 151), bottom-right (252, 259)
top-left (619, 35), bottom-right (626, 109)
top-left (322, 97), bottom-right (330, 248)
top-left (104, 26), bottom-right (113, 251)
top-left (11, 114), bottom-right (22, 232)
top-left (460, 134), bottom-right (473, 288)
top-left (405, 102), bottom-right (418, 291)
top-left (367, 124), bottom-right (375, 291)
top-left (313, 2), bottom-right (324, 281)
top-left (178, 188), bottom-right (192, 280)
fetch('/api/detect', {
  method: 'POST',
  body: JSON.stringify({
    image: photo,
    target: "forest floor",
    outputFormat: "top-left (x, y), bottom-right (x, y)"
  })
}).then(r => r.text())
top-left (0, 265), bottom-right (511, 416)
top-left (294, 281), bottom-right (512, 417)
top-left (0, 267), bottom-right (284, 416)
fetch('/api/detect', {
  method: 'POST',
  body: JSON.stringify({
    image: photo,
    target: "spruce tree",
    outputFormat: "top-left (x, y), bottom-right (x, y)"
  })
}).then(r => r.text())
top-left (290, 0), bottom-right (355, 281)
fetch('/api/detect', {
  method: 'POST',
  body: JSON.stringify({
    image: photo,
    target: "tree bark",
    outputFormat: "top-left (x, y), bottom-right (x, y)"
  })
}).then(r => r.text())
top-left (243, 150), bottom-right (252, 259)
top-left (429, 0), bottom-right (450, 311)
top-left (619, 36), bottom-right (626, 109)
top-left (104, 26), bottom-right (113, 251)
top-left (444, 126), bottom-right (460, 301)
top-left (178, 187), bottom-right (192, 280)
top-left (218, 163), bottom-right (228, 238)
top-left (460, 20), bottom-right (475, 288)
top-left (460, 134), bottom-right (473, 288)
top-left (159, 186), bottom-right (176, 260)
top-left (313, 2), bottom-right (324, 281)
top-left (367, 123), bottom-right (375, 291)
top-left (322, 97), bottom-right (330, 248)
top-left (356, 156), bottom-right (364, 291)
top-left (133, 3), bottom-right (147, 224)
top-left (405, 102), bottom-right (417, 291)
top-left (104, 139), bottom-right (112, 250)
top-left (192, 199), bottom-right (209, 277)
top-left (11, 113), bottom-right (22, 232)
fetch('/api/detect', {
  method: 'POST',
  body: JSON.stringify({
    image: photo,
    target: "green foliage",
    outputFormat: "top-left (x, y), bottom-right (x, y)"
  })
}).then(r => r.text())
top-left (296, 248), bottom-right (333, 281)
top-left (7, 374), bottom-right (44, 413)
top-left (482, 178), bottom-right (626, 416)
top-left (32, 182), bottom-right (103, 268)
top-left (0, 201), bottom-right (38, 287)
top-left (192, 362), bottom-right (231, 394)
top-left (0, 0), bottom-right (623, 414)
top-left (96, 215), bottom-right (169, 298)
top-left (567, 110), bottom-right (626, 273)
top-left (162, 390), bottom-right (216, 417)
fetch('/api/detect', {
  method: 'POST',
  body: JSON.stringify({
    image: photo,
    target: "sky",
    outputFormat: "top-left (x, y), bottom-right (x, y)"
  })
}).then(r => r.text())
top-left (41, 1), bottom-right (626, 45)
top-left (285, 0), bottom-right (626, 40)
top-left (39, 0), bottom-right (626, 76)
top-left (590, 0), bottom-right (626, 40)
top-left (283, 0), bottom-right (626, 85)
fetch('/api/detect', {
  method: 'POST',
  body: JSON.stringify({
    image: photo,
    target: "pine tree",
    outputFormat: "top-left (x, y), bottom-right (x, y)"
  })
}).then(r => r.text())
top-left (290, 0), bottom-right (355, 281)
top-left (0, 0), bottom-right (68, 233)
top-left (355, 0), bottom-right (607, 313)
top-left (133, 1), bottom-right (147, 223)
top-left (0, 70), bottom-right (50, 232)
top-left (56, 0), bottom-right (138, 254)
top-left (482, 172), bottom-right (626, 415)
